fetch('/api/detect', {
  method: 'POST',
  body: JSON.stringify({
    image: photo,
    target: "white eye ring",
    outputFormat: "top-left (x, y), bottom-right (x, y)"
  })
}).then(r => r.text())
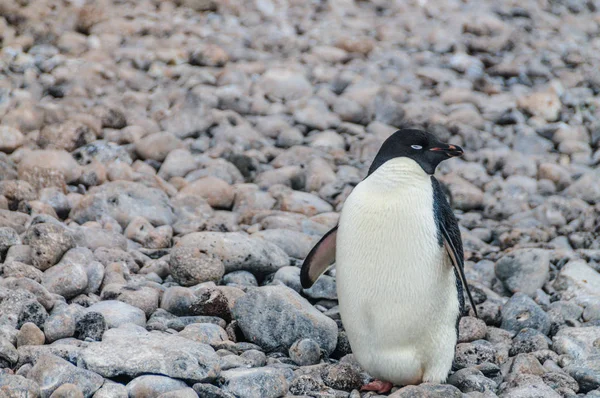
top-left (411, 145), bottom-right (423, 150)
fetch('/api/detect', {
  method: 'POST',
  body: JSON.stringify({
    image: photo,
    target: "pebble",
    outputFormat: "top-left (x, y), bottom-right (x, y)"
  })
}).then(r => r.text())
top-left (70, 181), bottom-right (174, 228)
top-left (25, 223), bottom-right (75, 271)
top-left (49, 384), bottom-right (84, 398)
top-left (179, 323), bottom-right (229, 346)
top-left (289, 338), bottom-right (322, 366)
top-left (168, 246), bottom-right (225, 287)
top-left (459, 316), bottom-right (488, 343)
top-left (28, 354), bottom-right (104, 397)
top-left (501, 293), bottom-right (551, 335)
top-left (126, 375), bottom-right (188, 398)
top-left (175, 232), bottom-right (289, 275)
top-left (454, 340), bottom-right (498, 369)
top-left (79, 325), bottom-right (219, 382)
top-left (180, 176), bottom-right (235, 209)
top-left (495, 249), bottom-right (550, 296)
top-left (233, 285), bottom-right (338, 355)
top-left (86, 300), bottom-right (146, 328)
top-left (219, 367), bottom-right (293, 398)
top-left (17, 322), bottom-right (45, 347)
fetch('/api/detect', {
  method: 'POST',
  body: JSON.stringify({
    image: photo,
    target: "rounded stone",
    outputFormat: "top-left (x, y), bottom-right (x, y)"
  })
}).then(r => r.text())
top-left (289, 338), bottom-right (322, 366)
top-left (17, 322), bottom-right (45, 347)
top-left (168, 246), bottom-right (225, 287)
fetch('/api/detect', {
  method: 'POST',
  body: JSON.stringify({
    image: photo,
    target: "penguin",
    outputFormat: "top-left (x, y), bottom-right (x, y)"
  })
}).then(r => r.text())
top-left (301, 129), bottom-right (477, 392)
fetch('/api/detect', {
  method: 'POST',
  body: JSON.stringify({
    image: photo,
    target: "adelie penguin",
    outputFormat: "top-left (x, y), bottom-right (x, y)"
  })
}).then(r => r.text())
top-left (301, 129), bottom-right (478, 393)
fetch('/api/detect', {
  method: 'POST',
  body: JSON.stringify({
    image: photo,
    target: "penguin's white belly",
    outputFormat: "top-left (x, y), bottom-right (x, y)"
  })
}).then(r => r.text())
top-left (336, 160), bottom-right (460, 385)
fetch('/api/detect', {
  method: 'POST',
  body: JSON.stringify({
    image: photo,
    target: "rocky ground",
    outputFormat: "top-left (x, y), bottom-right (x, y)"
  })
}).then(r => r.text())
top-left (0, 0), bottom-right (599, 397)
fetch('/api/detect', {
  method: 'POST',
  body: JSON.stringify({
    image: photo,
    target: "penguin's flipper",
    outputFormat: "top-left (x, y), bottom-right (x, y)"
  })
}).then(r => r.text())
top-left (441, 229), bottom-right (478, 318)
top-left (431, 177), bottom-right (478, 318)
top-left (300, 226), bottom-right (337, 289)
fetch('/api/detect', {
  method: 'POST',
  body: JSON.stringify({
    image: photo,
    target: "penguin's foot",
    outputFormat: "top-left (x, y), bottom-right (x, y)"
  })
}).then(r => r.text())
top-left (360, 379), bottom-right (394, 394)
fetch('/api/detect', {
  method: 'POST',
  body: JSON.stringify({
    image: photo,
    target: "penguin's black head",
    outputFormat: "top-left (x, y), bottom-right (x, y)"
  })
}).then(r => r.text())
top-left (368, 129), bottom-right (463, 175)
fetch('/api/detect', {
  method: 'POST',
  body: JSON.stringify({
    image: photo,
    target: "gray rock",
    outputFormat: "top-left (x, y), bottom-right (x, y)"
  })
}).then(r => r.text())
top-left (175, 232), bottom-right (289, 275)
top-left (90, 381), bottom-right (127, 398)
top-left (219, 367), bottom-right (292, 398)
top-left (252, 229), bottom-right (318, 259)
top-left (270, 266), bottom-right (302, 292)
top-left (29, 354), bottom-right (103, 398)
top-left (74, 312), bottom-right (106, 341)
top-left (0, 227), bottom-right (20, 259)
top-left (553, 327), bottom-right (600, 360)
top-left (454, 340), bottom-right (497, 369)
top-left (232, 285), bottom-right (338, 355)
top-left (390, 383), bottom-right (463, 397)
top-left (223, 271), bottom-right (258, 287)
top-left (0, 336), bottom-right (18, 366)
top-left (157, 388), bottom-right (198, 398)
top-left (554, 260), bottom-right (600, 299)
top-left (542, 371), bottom-right (579, 394)
top-left (49, 384), bottom-right (84, 398)
top-left (78, 325), bottom-right (219, 382)
top-left (510, 328), bottom-right (550, 356)
top-left (24, 223), bottom-right (75, 271)
top-left (114, 285), bottom-right (160, 318)
top-left (321, 362), bottom-right (362, 391)
top-left (169, 246), bottom-right (225, 287)
top-left (70, 181), bottom-right (174, 228)
top-left (42, 260), bottom-right (88, 299)
top-left (495, 249), bottom-right (550, 296)
top-left (193, 383), bottom-right (236, 398)
top-left (0, 286), bottom-right (48, 329)
top-left (43, 304), bottom-right (83, 343)
top-left (126, 375), bottom-right (188, 398)
top-left (0, 210), bottom-right (31, 236)
top-left (501, 293), bottom-right (550, 335)
top-left (86, 300), bottom-right (146, 328)
top-left (447, 367), bottom-right (497, 393)
top-left (302, 274), bottom-right (337, 300)
top-left (2, 261), bottom-right (44, 283)
top-left (566, 170), bottom-right (600, 203)
top-left (289, 338), bottom-right (322, 366)
top-left (179, 323), bottom-right (229, 346)
top-left (0, 373), bottom-right (41, 398)
top-left (499, 374), bottom-right (561, 398)
top-left (260, 69), bottom-right (312, 102)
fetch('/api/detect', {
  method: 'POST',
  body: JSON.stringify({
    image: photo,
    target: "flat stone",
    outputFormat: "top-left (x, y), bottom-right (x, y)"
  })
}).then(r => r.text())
top-left (29, 354), bottom-right (103, 398)
top-left (554, 260), bottom-right (600, 299)
top-left (78, 325), bottom-right (219, 382)
top-left (219, 367), bottom-right (292, 398)
top-left (86, 300), bottom-right (146, 328)
top-left (553, 327), bottom-right (600, 360)
top-left (501, 293), bottom-right (550, 335)
top-left (175, 232), bottom-right (289, 275)
top-left (70, 181), bottom-right (174, 228)
top-left (495, 249), bottom-right (550, 296)
top-left (126, 375), bottom-right (188, 398)
top-left (232, 285), bottom-right (338, 355)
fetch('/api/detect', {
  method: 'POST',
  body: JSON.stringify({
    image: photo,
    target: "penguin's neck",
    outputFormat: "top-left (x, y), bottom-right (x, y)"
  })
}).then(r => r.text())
top-left (365, 157), bottom-right (431, 192)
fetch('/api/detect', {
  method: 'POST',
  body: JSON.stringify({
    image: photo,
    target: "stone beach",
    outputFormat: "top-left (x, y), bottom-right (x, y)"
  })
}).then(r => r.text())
top-left (0, 0), bottom-right (599, 397)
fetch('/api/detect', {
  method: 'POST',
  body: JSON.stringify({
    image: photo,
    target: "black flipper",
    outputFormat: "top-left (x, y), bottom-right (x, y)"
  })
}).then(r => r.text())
top-left (300, 226), bottom-right (337, 289)
top-left (431, 177), bottom-right (478, 318)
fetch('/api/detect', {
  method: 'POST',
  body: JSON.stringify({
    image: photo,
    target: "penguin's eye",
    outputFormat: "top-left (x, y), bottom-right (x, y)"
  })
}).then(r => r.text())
top-left (411, 145), bottom-right (423, 150)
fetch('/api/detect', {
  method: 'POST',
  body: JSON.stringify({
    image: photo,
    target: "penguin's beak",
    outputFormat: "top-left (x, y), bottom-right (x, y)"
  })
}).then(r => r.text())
top-left (429, 144), bottom-right (464, 158)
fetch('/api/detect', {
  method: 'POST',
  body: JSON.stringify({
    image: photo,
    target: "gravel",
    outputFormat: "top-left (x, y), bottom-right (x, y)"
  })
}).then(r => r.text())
top-left (0, 0), bottom-right (598, 395)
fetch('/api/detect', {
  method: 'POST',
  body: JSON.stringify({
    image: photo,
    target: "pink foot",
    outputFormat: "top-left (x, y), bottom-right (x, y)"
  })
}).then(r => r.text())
top-left (361, 379), bottom-right (394, 394)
